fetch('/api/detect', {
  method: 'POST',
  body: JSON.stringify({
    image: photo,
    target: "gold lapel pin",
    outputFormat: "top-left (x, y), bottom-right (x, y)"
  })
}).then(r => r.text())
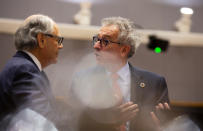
top-left (140, 82), bottom-right (145, 88)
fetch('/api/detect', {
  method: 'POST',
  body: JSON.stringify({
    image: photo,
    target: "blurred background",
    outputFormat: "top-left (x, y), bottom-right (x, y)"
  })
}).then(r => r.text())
top-left (0, 0), bottom-right (203, 129)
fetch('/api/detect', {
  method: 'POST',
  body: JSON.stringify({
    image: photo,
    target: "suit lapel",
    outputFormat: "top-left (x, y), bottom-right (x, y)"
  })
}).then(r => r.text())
top-left (129, 64), bottom-right (144, 106)
top-left (40, 71), bottom-right (50, 87)
top-left (15, 51), bottom-right (51, 97)
top-left (15, 51), bottom-right (55, 104)
top-left (40, 71), bottom-right (55, 103)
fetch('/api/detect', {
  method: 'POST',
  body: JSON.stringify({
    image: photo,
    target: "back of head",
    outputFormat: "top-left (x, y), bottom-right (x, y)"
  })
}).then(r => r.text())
top-left (15, 14), bottom-right (55, 51)
top-left (101, 17), bottom-right (140, 58)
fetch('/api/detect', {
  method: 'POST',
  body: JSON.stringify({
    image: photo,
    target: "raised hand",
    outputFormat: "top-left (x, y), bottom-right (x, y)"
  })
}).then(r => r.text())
top-left (93, 102), bottom-right (139, 126)
top-left (151, 102), bottom-right (171, 130)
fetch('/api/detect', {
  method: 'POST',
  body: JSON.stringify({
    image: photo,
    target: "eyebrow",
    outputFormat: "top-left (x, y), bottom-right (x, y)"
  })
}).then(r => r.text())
top-left (98, 34), bottom-right (111, 39)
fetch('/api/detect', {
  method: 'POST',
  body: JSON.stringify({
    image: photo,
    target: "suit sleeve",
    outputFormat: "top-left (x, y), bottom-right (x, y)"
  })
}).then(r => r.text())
top-left (157, 77), bottom-right (170, 104)
top-left (10, 65), bottom-right (46, 112)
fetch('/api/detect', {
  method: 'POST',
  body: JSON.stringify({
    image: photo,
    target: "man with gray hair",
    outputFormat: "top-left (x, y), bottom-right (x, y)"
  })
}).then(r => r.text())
top-left (0, 14), bottom-right (65, 130)
top-left (71, 17), bottom-right (170, 131)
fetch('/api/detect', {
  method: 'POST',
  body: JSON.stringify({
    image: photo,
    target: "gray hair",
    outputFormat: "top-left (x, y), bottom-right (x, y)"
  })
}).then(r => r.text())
top-left (101, 17), bottom-right (140, 58)
top-left (15, 14), bottom-right (55, 51)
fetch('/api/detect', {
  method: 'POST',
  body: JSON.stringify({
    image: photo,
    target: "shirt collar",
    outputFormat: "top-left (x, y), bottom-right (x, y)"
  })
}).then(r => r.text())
top-left (23, 50), bottom-right (42, 71)
top-left (106, 62), bottom-right (130, 80)
top-left (117, 62), bottom-right (130, 81)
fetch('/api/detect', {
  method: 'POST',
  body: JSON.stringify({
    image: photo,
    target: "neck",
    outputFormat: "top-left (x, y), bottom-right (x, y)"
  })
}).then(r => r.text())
top-left (28, 49), bottom-right (48, 69)
top-left (105, 59), bottom-right (127, 73)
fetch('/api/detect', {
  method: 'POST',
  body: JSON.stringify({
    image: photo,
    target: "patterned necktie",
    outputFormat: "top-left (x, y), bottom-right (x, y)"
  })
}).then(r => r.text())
top-left (111, 73), bottom-right (126, 131)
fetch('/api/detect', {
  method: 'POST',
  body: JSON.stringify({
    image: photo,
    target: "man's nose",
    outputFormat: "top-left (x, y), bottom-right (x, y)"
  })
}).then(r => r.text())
top-left (58, 44), bottom-right (63, 49)
top-left (93, 41), bottom-right (101, 50)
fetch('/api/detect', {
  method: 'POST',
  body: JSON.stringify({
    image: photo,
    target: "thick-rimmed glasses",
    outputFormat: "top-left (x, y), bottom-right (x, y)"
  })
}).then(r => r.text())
top-left (44, 33), bottom-right (64, 46)
top-left (92, 35), bottom-right (120, 47)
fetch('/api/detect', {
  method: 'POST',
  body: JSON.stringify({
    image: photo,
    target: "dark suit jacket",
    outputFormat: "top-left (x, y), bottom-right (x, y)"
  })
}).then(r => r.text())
top-left (0, 51), bottom-right (58, 126)
top-left (70, 63), bottom-right (169, 131)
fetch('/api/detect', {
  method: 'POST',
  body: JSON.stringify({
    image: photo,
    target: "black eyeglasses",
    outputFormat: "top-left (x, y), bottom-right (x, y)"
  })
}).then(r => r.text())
top-left (92, 35), bottom-right (120, 47)
top-left (44, 33), bottom-right (64, 45)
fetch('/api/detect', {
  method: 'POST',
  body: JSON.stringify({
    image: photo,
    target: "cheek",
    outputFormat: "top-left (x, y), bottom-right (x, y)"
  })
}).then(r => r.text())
top-left (101, 52), bottom-right (120, 62)
top-left (50, 43), bottom-right (58, 52)
top-left (110, 47), bottom-right (122, 57)
top-left (100, 46), bottom-right (121, 58)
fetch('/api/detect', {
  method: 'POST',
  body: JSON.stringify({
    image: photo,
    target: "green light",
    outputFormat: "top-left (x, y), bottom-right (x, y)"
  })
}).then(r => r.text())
top-left (154, 47), bottom-right (162, 53)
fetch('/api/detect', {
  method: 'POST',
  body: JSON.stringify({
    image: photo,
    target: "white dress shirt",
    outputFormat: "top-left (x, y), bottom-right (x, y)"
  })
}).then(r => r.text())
top-left (117, 62), bottom-right (131, 103)
top-left (107, 62), bottom-right (131, 131)
top-left (23, 50), bottom-right (42, 71)
top-left (107, 62), bottom-right (131, 103)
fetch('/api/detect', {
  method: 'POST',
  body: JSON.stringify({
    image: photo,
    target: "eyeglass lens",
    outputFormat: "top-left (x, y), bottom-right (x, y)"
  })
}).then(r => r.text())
top-left (93, 36), bottom-right (109, 46)
top-left (44, 34), bottom-right (63, 45)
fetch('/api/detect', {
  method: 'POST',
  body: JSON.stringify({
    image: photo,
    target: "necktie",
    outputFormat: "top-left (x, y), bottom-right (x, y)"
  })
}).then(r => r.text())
top-left (111, 73), bottom-right (123, 104)
top-left (111, 73), bottom-right (126, 131)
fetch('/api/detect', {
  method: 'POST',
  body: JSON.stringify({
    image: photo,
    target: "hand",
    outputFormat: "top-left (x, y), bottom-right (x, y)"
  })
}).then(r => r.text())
top-left (151, 102), bottom-right (170, 130)
top-left (108, 102), bottom-right (139, 126)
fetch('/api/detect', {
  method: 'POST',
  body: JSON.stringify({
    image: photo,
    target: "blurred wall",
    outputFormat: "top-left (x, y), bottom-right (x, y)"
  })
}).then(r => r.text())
top-left (0, 0), bottom-right (203, 102)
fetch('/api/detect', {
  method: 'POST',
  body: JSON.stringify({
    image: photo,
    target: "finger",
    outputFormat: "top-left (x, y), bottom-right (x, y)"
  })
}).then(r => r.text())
top-left (164, 102), bottom-right (170, 110)
top-left (126, 108), bottom-right (139, 120)
top-left (124, 107), bottom-right (139, 117)
top-left (132, 108), bottom-right (139, 115)
top-left (150, 111), bottom-right (160, 127)
top-left (156, 105), bottom-right (160, 110)
top-left (158, 103), bottom-right (164, 110)
top-left (114, 102), bottom-right (134, 115)
top-left (121, 108), bottom-right (139, 123)
top-left (118, 102), bottom-right (133, 109)
top-left (120, 104), bottom-right (138, 113)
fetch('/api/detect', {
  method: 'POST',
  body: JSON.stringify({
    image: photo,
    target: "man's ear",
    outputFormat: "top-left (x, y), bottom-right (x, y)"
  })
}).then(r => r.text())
top-left (121, 45), bottom-right (131, 58)
top-left (37, 33), bottom-right (45, 48)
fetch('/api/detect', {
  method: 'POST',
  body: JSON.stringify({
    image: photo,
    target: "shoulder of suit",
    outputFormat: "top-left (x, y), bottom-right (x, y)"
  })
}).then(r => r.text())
top-left (0, 56), bottom-right (40, 82)
top-left (130, 65), bottom-right (164, 79)
top-left (3, 55), bottom-right (39, 74)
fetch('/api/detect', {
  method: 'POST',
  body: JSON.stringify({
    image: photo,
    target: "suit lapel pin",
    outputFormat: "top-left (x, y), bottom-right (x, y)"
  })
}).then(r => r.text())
top-left (139, 82), bottom-right (145, 88)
